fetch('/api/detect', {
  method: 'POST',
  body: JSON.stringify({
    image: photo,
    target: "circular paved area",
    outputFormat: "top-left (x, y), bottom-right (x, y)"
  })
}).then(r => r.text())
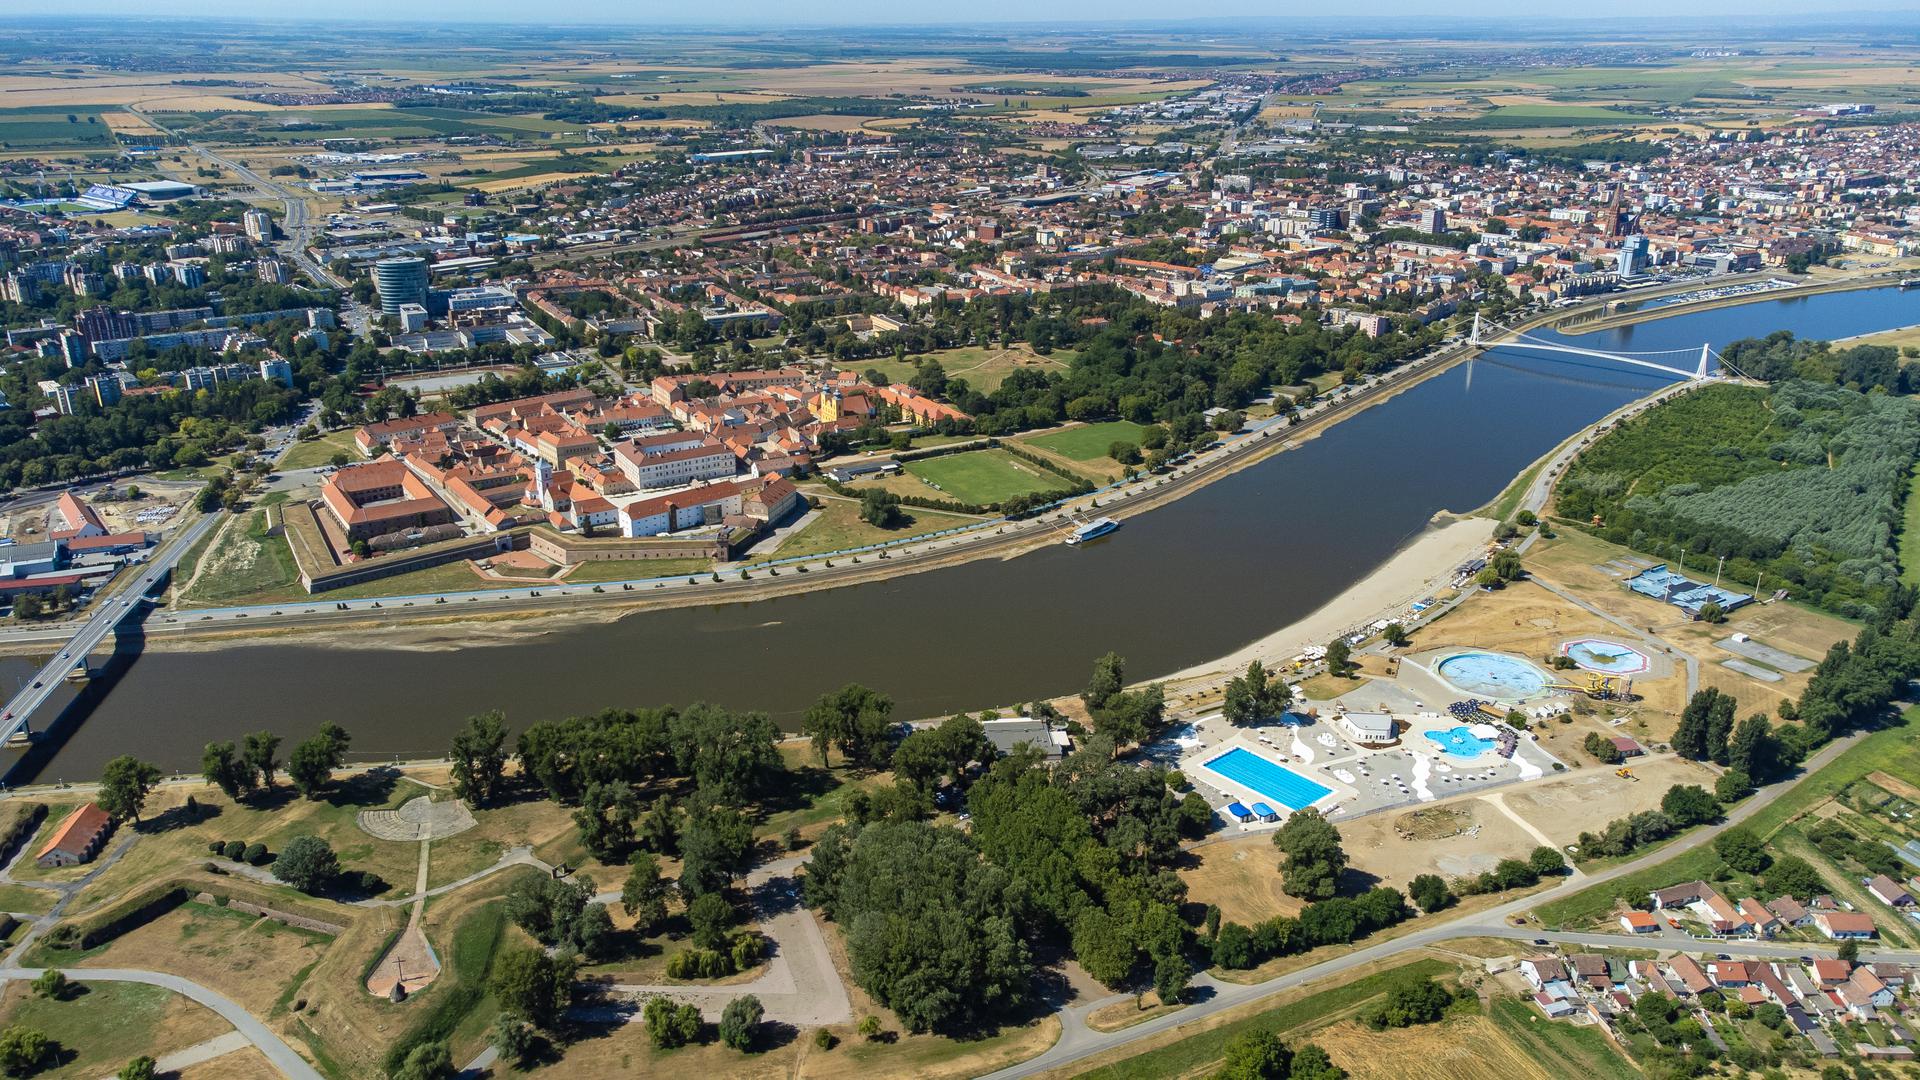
top-left (356, 796), bottom-right (477, 842)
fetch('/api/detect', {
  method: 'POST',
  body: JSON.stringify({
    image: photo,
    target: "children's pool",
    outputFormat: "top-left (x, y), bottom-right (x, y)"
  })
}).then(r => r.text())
top-left (1423, 725), bottom-right (1496, 759)
top-left (1561, 638), bottom-right (1651, 675)
top-left (1434, 652), bottom-right (1549, 700)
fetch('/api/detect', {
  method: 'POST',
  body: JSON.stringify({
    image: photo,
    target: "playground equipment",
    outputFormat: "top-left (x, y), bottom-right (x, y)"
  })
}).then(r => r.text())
top-left (1548, 671), bottom-right (1633, 700)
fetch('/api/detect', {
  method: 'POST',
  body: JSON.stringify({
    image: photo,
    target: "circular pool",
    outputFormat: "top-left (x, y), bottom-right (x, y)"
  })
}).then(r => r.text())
top-left (1434, 652), bottom-right (1550, 700)
top-left (1561, 638), bottom-right (1650, 675)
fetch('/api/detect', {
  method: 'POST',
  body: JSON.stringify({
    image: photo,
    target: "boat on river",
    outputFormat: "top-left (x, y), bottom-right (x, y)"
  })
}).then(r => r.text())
top-left (1064, 517), bottom-right (1120, 546)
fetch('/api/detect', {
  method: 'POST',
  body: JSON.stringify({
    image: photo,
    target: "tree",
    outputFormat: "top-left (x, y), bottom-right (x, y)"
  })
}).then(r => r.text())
top-left (1713, 828), bottom-right (1771, 874)
top-left (1837, 939), bottom-right (1860, 963)
top-left (117, 1057), bottom-right (157, 1080)
top-left (572, 782), bottom-right (638, 862)
top-left (392, 1041), bottom-right (452, 1080)
top-left (448, 711), bottom-right (510, 808)
top-left (1527, 845), bottom-right (1567, 878)
top-left (621, 853), bottom-right (672, 933)
top-left (1082, 652), bottom-right (1127, 713)
top-left (1273, 808), bottom-right (1347, 901)
top-left (489, 1014), bottom-right (539, 1069)
top-left (1660, 784), bottom-right (1721, 828)
top-left (1362, 974), bottom-right (1453, 1028)
top-left (242, 731), bottom-right (281, 791)
top-left (287, 723), bottom-right (350, 799)
top-left (1223, 660), bottom-right (1289, 726)
top-left (0, 1027), bottom-right (50, 1078)
top-left (1381, 623), bottom-right (1410, 648)
top-left (678, 800), bottom-right (755, 898)
top-left (804, 820), bottom-right (1033, 1033)
top-left (1715, 768), bottom-right (1754, 803)
top-left (98, 755), bottom-right (162, 823)
top-left (1728, 715), bottom-right (1779, 782)
top-left (718, 995), bottom-right (763, 1052)
top-left (688, 892), bottom-right (735, 952)
top-left (29, 971), bottom-right (64, 1001)
top-left (272, 835), bottom-right (341, 893)
top-left (1214, 1031), bottom-right (1291, 1080)
top-left (1672, 688), bottom-right (1727, 761)
top-left (1697, 600), bottom-right (1726, 624)
top-left (1408, 873), bottom-right (1453, 913)
top-left (490, 945), bottom-right (572, 1029)
top-left (1324, 639), bottom-right (1353, 678)
top-left (1491, 549), bottom-right (1523, 582)
top-left (1763, 853), bottom-right (1825, 899)
top-left (642, 996), bottom-right (702, 1048)
top-left (858, 489), bottom-right (904, 528)
top-left (201, 742), bottom-right (256, 800)
top-left (505, 874), bottom-right (603, 953)
top-left (1290, 1044), bottom-right (1347, 1080)
top-left (1099, 684), bottom-right (1166, 746)
top-left (802, 683), bottom-right (897, 769)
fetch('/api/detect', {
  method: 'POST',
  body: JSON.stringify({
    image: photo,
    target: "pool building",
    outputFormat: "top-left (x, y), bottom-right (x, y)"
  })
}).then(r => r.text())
top-left (1626, 564), bottom-right (1753, 618)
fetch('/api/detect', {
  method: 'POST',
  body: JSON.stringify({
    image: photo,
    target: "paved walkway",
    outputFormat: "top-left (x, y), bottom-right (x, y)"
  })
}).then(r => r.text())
top-left (94, 1030), bottom-right (252, 1079)
top-left (586, 856), bottom-right (852, 1027)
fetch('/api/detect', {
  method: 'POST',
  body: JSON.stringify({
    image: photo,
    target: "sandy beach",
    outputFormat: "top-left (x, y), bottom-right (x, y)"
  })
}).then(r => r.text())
top-left (1166, 515), bottom-right (1497, 682)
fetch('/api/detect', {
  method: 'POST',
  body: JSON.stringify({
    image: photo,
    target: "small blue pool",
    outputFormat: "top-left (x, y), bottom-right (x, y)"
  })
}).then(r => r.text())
top-left (1435, 652), bottom-right (1549, 700)
top-left (1424, 726), bottom-right (1496, 759)
top-left (1203, 747), bottom-right (1333, 811)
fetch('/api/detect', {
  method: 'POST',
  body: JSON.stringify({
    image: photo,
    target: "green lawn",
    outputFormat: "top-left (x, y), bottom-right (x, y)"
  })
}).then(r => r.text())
top-left (1021, 421), bottom-right (1151, 462)
top-left (279, 431), bottom-right (360, 471)
top-left (559, 557), bottom-right (713, 583)
top-left (1487, 995), bottom-right (1640, 1079)
top-left (762, 498), bottom-right (983, 562)
top-left (904, 448), bottom-right (1075, 506)
top-left (0, 979), bottom-right (221, 1076)
top-left (177, 510), bottom-right (303, 606)
top-left (1537, 717), bottom-right (1920, 927)
top-left (1901, 465), bottom-right (1920, 586)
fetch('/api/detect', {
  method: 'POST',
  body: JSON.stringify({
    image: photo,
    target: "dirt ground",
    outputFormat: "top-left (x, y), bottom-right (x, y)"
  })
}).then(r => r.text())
top-left (1501, 754), bottom-right (1718, 848)
top-left (1181, 840), bottom-right (1299, 925)
top-left (79, 903), bottom-right (332, 1018)
top-left (1313, 1014), bottom-right (1565, 1080)
top-left (1340, 796), bottom-right (1544, 882)
top-left (177, 1048), bottom-right (280, 1080)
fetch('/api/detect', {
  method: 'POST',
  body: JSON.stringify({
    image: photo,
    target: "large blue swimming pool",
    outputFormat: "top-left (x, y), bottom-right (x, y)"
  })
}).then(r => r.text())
top-left (1203, 747), bottom-right (1334, 810)
top-left (1435, 652), bottom-right (1549, 699)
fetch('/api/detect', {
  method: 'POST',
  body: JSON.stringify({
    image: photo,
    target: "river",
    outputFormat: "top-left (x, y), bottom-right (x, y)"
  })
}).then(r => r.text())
top-left (15, 285), bottom-right (1920, 781)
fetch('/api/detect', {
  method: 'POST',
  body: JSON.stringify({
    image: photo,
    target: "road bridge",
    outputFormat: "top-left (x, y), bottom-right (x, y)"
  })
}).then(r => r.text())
top-left (1471, 312), bottom-right (1716, 380)
top-left (0, 511), bottom-right (221, 747)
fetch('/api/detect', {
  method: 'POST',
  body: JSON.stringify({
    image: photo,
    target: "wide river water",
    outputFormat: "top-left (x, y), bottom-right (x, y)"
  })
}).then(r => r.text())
top-left (14, 285), bottom-right (1920, 781)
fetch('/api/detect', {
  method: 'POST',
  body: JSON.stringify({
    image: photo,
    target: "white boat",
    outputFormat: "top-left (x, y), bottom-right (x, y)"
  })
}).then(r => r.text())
top-left (1063, 517), bottom-right (1120, 546)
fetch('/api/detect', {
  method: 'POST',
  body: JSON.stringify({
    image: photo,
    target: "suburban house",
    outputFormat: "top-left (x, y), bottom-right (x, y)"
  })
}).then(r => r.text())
top-left (1620, 911), bottom-right (1660, 934)
top-left (35, 803), bottom-right (112, 867)
top-left (1867, 874), bottom-right (1914, 909)
top-left (1650, 881), bottom-right (1711, 910)
top-left (1814, 911), bottom-right (1878, 940)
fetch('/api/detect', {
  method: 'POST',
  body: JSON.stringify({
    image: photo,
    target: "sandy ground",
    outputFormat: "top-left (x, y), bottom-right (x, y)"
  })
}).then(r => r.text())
top-left (1501, 753), bottom-right (1716, 847)
top-left (1169, 517), bottom-right (1497, 682)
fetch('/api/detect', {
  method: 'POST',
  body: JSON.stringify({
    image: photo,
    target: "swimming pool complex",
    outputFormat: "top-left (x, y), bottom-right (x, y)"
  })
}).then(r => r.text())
top-left (1423, 726), bottom-right (1496, 759)
top-left (1561, 638), bottom-right (1651, 675)
top-left (1434, 652), bottom-right (1549, 700)
top-left (1202, 747), bottom-right (1334, 811)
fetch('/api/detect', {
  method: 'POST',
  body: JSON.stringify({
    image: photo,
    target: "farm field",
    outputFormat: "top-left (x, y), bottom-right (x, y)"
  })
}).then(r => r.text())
top-left (904, 447), bottom-right (1076, 505)
top-left (0, 106), bottom-right (117, 148)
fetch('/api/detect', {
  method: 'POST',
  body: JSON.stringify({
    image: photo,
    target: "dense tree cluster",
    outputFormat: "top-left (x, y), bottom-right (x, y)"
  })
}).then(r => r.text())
top-left (516, 704), bottom-right (782, 806)
top-left (1560, 381), bottom-right (1920, 617)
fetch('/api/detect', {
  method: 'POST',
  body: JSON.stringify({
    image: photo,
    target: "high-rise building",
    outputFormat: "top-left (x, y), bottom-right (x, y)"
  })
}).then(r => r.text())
top-left (1419, 206), bottom-right (1448, 235)
top-left (88, 374), bottom-right (122, 408)
top-left (259, 356), bottom-right (294, 387)
top-left (373, 257), bottom-right (430, 316)
top-left (1617, 234), bottom-right (1651, 278)
top-left (57, 332), bottom-right (88, 369)
top-left (51, 383), bottom-right (80, 416)
top-left (242, 208), bottom-right (274, 243)
top-left (172, 262), bottom-right (208, 288)
top-left (256, 259), bottom-right (291, 285)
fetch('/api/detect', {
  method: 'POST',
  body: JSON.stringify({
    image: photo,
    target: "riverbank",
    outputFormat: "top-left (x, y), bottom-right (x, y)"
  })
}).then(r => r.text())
top-left (1554, 268), bottom-right (1914, 337)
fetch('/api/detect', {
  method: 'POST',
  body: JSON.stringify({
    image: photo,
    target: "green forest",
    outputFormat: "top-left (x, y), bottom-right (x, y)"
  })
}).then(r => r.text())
top-left (1557, 379), bottom-right (1920, 618)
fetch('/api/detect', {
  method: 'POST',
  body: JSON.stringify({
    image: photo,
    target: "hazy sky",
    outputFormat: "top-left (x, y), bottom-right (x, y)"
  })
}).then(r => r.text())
top-left (27, 0), bottom-right (1920, 24)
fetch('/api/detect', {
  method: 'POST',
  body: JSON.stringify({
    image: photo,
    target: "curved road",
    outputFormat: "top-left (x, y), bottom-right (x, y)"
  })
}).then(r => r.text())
top-left (982, 727), bottom-right (1870, 1079)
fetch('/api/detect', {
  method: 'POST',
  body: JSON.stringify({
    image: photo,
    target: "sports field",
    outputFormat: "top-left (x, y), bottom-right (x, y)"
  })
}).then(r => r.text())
top-left (1022, 420), bottom-right (1151, 461)
top-left (904, 447), bottom-right (1074, 505)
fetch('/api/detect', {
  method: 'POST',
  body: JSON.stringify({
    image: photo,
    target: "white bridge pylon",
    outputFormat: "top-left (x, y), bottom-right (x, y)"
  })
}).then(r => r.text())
top-left (1470, 313), bottom-right (1713, 380)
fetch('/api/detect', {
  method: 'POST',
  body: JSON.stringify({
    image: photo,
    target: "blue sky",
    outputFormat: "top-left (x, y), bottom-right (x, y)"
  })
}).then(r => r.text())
top-left (28, 2), bottom-right (1920, 23)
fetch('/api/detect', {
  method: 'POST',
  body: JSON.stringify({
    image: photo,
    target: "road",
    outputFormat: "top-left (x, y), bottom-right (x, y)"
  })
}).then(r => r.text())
top-left (1, 968), bottom-right (323, 1080)
top-left (0, 510), bottom-right (221, 741)
top-left (979, 728), bottom-right (1869, 1079)
top-left (125, 104), bottom-right (341, 290)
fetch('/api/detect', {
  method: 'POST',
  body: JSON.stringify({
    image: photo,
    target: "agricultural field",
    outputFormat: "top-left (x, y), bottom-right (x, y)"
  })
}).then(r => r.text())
top-left (903, 447), bottom-right (1077, 505)
top-left (0, 106), bottom-right (118, 149)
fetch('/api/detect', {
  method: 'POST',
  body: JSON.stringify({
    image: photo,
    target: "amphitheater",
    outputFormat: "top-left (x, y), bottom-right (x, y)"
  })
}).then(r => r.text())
top-left (356, 795), bottom-right (477, 841)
